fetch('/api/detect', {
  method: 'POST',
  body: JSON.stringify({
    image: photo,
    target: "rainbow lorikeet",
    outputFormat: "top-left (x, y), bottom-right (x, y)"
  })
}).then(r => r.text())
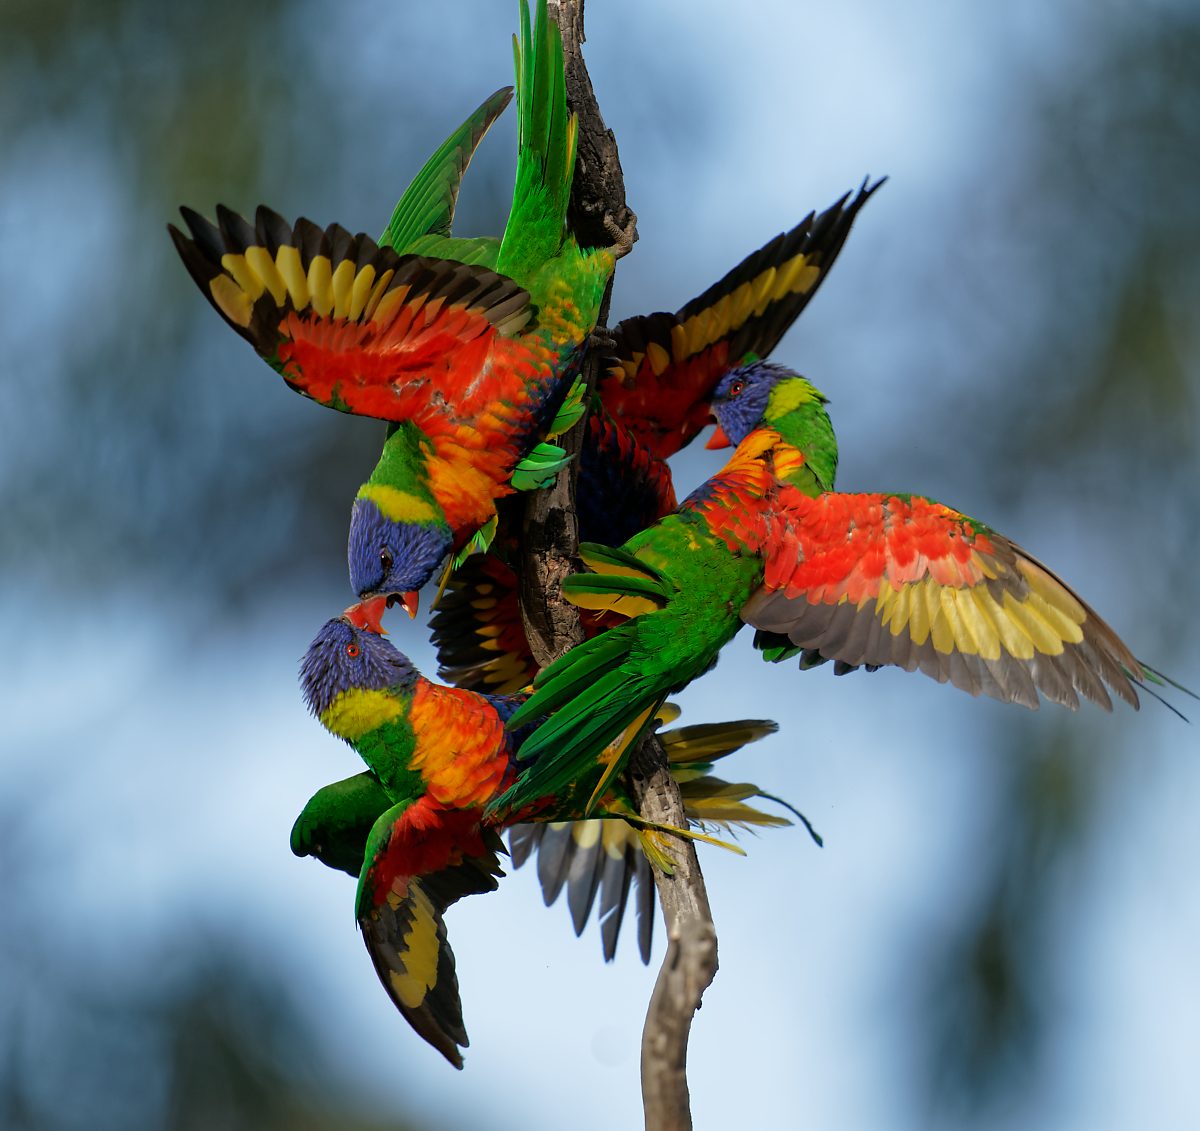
top-left (295, 615), bottom-right (803, 1067)
top-left (495, 361), bottom-right (1190, 815)
top-left (424, 183), bottom-right (882, 693)
top-left (171, 0), bottom-right (619, 618)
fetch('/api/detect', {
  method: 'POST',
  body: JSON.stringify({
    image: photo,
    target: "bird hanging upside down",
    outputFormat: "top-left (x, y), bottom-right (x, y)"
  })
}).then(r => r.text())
top-left (295, 614), bottom-right (809, 1067)
top-left (171, 0), bottom-right (625, 619)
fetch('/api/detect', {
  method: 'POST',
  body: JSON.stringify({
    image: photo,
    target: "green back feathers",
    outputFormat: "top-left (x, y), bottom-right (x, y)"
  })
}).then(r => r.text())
top-left (379, 86), bottom-right (513, 254)
top-left (497, 0), bottom-right (578, 282)
top-left (290, 771), bottom-right (392, 877)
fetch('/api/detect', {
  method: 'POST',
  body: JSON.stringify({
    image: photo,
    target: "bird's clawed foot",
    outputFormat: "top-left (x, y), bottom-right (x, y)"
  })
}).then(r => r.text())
top-left (588, 324), bottom-right (616, 353)
top-left (605, 208), bottom-right (638, 260)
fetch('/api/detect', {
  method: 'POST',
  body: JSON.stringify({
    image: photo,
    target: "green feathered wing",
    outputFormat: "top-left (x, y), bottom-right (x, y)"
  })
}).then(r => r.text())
top-left (380, 86), bottom-right (513, 257)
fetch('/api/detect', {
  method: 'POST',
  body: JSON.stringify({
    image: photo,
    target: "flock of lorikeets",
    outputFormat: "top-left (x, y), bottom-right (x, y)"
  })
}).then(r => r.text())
top-left (169, 0), bottom-right (1190, 1070)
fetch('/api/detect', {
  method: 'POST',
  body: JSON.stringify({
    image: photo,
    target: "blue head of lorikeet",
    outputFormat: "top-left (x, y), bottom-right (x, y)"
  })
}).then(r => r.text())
top-left (707, 361), bottom-right (826, 449)
top-left (346, 495), bottom-right (453, 621)
top-left (299, 615), bottom-right (417, 719)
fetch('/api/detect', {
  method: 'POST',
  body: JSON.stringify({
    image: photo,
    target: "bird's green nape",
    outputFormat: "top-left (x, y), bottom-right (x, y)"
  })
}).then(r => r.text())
top-left (358, 423), bottom-right (441, 519)
top-left (764, 374), bottom-right (838, 491)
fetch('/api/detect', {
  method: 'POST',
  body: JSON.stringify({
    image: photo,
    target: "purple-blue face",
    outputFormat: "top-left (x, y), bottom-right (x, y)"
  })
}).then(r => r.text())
top-left (299, 617), bottom-right (418, 718)
top-left (709, 361), bottom-right (792, 447)
top-left (347, 497), bottom-right (452, 600)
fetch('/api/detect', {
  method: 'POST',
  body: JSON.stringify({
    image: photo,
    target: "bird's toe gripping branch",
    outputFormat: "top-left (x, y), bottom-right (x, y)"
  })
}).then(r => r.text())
top-left (605, 210), bottom-right (639, 260)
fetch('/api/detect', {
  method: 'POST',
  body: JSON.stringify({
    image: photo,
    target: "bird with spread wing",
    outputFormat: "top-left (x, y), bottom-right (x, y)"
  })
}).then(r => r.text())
top-left (171, 0), bottom-right (622, 619)
top-left (494, 362), bottom-right (1192, 816)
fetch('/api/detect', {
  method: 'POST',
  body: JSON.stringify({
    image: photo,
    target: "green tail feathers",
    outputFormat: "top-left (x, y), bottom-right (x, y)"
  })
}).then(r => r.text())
top-left (660, 719), bottom-right (779, 766)
top-left (495, 629), bottom-right (669, 816)
top-left (496, 547), bottom-right (671, 813)
top-left (379, 86), bottom-right (513, 253)
top-left (506, 630), bottom-right (633, 729)
top-left (497, 0), bottom-right (577, 277)
top-left (377, 0), bottom-right (579, 278)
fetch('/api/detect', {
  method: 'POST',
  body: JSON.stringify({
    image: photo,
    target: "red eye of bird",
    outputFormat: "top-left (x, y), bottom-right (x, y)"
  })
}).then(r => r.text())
top-left (729, 379), bottom-right (745, 397)
top-left (346, 643), bottom-right (360, 658)
top-left (379, 548), bottom-right (394, 574)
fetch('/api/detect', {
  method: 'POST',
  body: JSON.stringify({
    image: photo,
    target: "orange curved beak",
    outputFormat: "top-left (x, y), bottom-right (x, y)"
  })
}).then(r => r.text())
top-left (343, 594), bottom-right (389, 634)
top-left (705, 423), bottom-right (732, 450)
top-left (343, 591), bottom-right (420, 632)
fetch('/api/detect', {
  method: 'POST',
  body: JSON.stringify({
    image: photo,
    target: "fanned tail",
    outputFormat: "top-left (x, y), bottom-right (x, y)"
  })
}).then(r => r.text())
top-left (509, 819), bottom-right (656, 963)
top-left (508, 715), bottom-right (818, 962)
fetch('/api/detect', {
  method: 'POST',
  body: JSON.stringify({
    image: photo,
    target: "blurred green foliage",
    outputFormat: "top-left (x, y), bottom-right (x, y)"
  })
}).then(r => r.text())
top-left (894, 8), bottom-right (1200, 1122)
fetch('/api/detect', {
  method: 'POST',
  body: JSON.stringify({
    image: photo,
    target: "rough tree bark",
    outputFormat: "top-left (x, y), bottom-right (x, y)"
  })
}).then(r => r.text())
top-left (519, 5), bottom-right (719, 1129)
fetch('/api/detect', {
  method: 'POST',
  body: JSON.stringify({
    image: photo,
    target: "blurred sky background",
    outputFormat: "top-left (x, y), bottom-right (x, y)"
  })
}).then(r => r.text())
top-left (3, 1), bottom-right (1199, 1128)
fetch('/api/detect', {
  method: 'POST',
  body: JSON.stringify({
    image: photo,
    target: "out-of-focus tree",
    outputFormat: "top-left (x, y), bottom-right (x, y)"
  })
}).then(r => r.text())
top-left (1, 937), bottom-right (434, 1131)
top-left (0, 0), bottom-right (512, 613)
top-left (891, 6), bottom-right (1200, 1124)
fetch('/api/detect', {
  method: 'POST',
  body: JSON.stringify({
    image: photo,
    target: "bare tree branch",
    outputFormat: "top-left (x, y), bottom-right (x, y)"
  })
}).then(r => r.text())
top-left (519, 2), bottom-right (623, 670)
top-left (519, 5), bottom-right (717, 1129)
top-left (629, 738), bottom-right (719, 1131)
